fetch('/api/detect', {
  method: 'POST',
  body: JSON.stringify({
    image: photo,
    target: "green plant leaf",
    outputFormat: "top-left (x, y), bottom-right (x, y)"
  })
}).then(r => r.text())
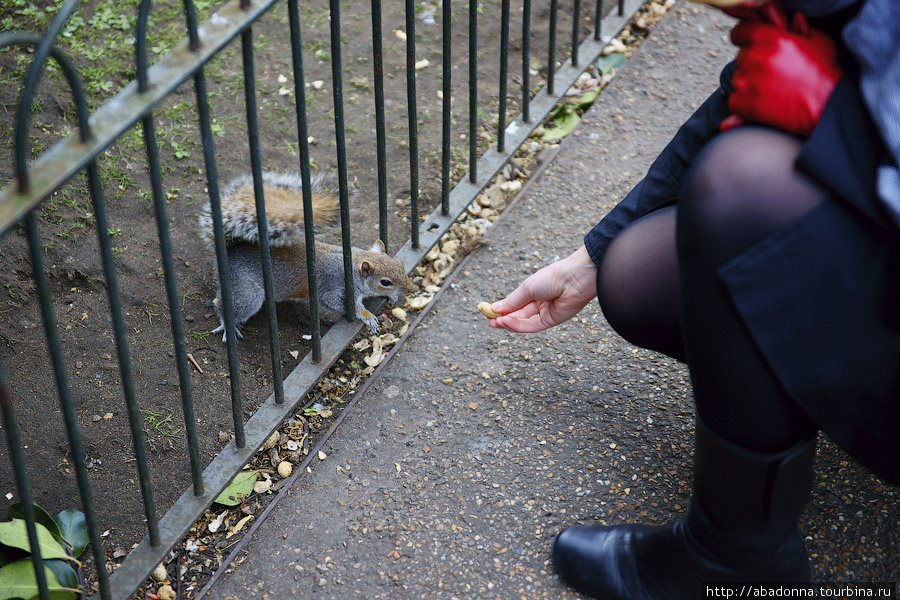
top-left (8, 503), bottom-right (62, 542)
top-left (542, 110), bottom-right (582, 141)
top-left (44, 559), bottom-right (79, 591)
top-left (0, 560), bottom-right (78, 600)
top-left (597, 52), bottom-right (627, 74)
top-left (214, 470), bottom-right (258, 506)
top-left (577, 88), bottom-right (601, 111)
top-left (55, 511), bottom-right (88, 559)
top-left (0, 521), bottom-right (71, 562)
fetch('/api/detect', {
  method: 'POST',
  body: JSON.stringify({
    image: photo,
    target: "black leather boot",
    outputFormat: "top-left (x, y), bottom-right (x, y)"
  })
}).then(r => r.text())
top-left (551, 418), bottom-right (816, 600)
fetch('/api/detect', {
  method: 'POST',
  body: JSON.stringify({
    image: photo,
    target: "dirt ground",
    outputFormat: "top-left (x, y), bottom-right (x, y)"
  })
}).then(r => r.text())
top-left (0, 0), bottom-right (601, 570)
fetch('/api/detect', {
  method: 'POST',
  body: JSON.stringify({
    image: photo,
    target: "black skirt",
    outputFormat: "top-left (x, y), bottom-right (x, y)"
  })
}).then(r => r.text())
top-left (718, 78), bottom-right (900, 485)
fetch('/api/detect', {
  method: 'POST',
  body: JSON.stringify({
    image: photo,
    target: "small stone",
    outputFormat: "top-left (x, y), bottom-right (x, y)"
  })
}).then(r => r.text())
top-left (151, 563), bottom-right (167, 582)
top-left (278, 461), bottom-right (293, 478)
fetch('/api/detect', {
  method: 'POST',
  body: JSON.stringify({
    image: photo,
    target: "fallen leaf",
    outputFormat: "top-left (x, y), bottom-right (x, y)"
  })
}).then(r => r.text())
top-left (215, 470), bottom-right (257, 506)
top-left (226, 515), bottom-right (253, 539)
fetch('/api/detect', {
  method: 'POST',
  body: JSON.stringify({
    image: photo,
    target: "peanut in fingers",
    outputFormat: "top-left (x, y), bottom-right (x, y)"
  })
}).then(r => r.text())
top-left (477, 302), bottom-right (503, 319)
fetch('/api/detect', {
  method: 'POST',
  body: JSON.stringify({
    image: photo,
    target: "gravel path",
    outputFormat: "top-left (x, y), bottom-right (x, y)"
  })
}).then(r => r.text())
top-left (209, 4), bottom-right (899, 598)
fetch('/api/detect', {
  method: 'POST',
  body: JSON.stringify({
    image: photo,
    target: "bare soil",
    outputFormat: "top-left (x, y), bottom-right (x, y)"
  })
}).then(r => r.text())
top-left (0, 0), bottom-right (600, 569)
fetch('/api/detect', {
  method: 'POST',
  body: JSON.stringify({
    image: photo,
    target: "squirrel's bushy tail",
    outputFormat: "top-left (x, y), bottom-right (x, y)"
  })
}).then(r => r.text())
top-left (198, 172), bottom-right (340, 247)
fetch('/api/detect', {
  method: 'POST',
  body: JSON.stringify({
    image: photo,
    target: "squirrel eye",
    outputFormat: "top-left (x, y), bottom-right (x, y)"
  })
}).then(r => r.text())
top-left (380, 278), bottom-right (394, 287)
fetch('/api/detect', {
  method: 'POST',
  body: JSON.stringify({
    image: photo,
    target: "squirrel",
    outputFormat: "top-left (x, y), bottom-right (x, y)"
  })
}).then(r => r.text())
top-left (198, 171), bottom-right (414, 341)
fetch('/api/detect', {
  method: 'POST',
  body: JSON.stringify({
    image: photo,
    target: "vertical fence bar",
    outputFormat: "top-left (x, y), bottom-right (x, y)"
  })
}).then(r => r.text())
top-left (329, 0), bottom-right (356, 320)
top-left (440, 0), bottom-right (451, 215)
top-left (183, 0), bottom-right (243, 444)
top-left (193, 68), bottom-right (245, 448)
top-left (497, 0), bottom-right (510, 152)
top-left (405, 0), bottom-right (420, 249)
top-left (287, 0), bottom-right (323, 362)
top-left (13, 0), bottom-right (79, 193)
top-left (182, 0), bottom-right (201, 50)
top-left (522, 0), bottom-right (532, 123)
top-left (572, 0), bottom-right (581, 64)
top-left (24, 212), bottom-right (111, 599)
top-left (468, 0), bottom-right (477, 183)
top-left (241, 25), bottom-right (285, 404)
top-left (548, 0), bottom-right (558, 94)
top-left (143, 115), bottom-right (205, 496)
top-left (138, 0), bottom-right (204, 498)
top-left (0, 360), bottom-right (51, 600)
top-left (594, 0), bottom-right (603, 40)
top-left (619, 0), bottom-right (624, 16)
top-left (85, 159), bottom-right (160, 546)
top-left (371, 0), bottom-right (389, 247)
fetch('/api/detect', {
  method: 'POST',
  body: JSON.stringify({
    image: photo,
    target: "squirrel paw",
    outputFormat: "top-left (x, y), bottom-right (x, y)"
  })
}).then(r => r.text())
top-left (359, 308), bottom-right (380, 334)
top-left (212, 323), bottom-right (245, 343)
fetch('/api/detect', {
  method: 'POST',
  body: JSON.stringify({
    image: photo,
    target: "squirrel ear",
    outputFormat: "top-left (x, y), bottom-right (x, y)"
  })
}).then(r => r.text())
top-left (358, 259), bottom-right (375, 277)
top-left (369, 239), bottom-right (386, 254)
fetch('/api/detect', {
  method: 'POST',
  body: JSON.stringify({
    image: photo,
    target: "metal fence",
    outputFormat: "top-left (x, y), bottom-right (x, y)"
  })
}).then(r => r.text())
top-left (0, 0), bottom-right (644, 596)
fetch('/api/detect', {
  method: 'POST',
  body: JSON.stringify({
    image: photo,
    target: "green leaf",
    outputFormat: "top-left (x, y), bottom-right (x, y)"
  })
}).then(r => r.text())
top-left (577, 88), bottom-right (601, 111)
top-left (44, 560), bottom-right (79, 591)
top-left (0, 521), bottom-right (71, 562)
top-left (542, 110), bottom-right (582, 141)
top-left (8, 504), bottom-right (62, 542)
top-left (0, 560), bottom-right (78, 600)
top-left (55, 511), bottom-right (88, 560)
top-left (214, 470), bottom-right (258, 506)
top-left (597, 52), bottom-right (627, 74)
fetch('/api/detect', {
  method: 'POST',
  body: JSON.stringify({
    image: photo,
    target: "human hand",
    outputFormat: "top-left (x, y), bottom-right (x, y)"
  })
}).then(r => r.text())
top-left (723, 5), bottom-right (842, 137)
top-left (487, 246), bottom-right (598, 333)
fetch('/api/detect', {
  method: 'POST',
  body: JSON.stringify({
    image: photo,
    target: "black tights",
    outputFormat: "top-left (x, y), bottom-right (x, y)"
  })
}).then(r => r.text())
top-left (598, 128), bottom-right (819, 453)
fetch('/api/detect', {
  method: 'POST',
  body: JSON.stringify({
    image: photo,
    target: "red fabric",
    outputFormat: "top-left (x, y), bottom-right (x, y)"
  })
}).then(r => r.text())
top-left (720, 1), bottom-right (842, 137)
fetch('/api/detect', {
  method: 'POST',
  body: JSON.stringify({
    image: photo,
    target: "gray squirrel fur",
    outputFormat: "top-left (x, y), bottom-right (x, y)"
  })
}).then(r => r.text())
top-left (201, 172), bottom-right (413, 341)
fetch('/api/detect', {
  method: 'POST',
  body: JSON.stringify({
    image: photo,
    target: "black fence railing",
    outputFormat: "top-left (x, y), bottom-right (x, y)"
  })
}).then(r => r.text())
top-left (0, 0), bottom-right (644, 597)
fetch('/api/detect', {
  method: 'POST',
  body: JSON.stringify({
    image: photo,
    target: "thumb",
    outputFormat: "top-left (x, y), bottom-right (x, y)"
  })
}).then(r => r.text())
top-left (491, 279), bottom-right (538, 316)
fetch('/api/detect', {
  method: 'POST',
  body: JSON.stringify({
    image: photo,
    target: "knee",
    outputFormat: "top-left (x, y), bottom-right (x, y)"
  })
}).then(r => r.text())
top-left (597, 230), bottom-right (671, 347)
top-left (597, 241), bottom-right (639, 342)
top-left (677, 128), bottom-right (807, 260)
